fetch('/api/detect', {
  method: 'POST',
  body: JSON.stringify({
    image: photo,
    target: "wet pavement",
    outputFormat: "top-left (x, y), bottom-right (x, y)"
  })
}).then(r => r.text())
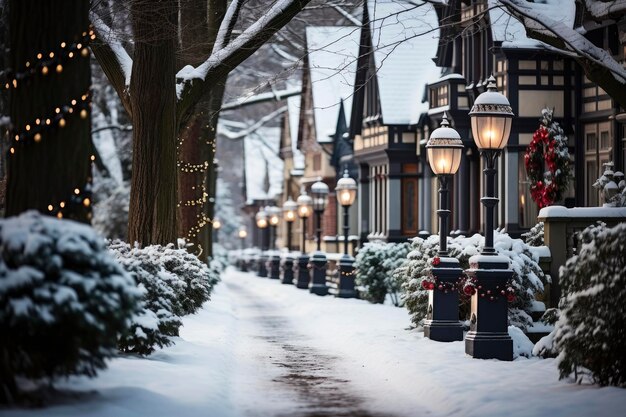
top-left (226, 279), bottom-right (397, 417)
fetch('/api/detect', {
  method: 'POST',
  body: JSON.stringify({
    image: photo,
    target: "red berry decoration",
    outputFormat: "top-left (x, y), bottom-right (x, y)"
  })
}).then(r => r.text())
top-left (421, 280), bottom-right (430, 290)
top-left (507, 294), bottom-right (516, 303)
top-left (429, 282), bottom-right (435, 290)
top-left (432, 257), bottom-right (441, 266)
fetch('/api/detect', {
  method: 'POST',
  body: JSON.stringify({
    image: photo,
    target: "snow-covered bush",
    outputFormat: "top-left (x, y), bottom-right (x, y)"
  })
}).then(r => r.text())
top-left (355, 241), bottom-right (410, 305)
top-left (108, 242), bottom-right (183, 356)
top-left (109, 241), bottom-right (219, 355)
top-left (522, 222), bottom-right (544, 247)
top-left (394, 231), bottom-right (548, 330)
top-left (0, 212), bottom-right (140, 402)
top-left (211, 243), bottom-right (229, 272)
top-left (552, 223), bottom-right (626, 387)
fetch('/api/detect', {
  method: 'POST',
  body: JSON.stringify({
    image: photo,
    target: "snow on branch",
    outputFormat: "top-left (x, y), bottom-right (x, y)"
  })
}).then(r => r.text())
top-left (218, 105), bottom-right (287, 141)
top-left (499, 0), bottom-right (626, 84)
top-left (329, 2), bottom-right (361, 25)
top-left (90, 12), bottom-right (133, 87)
top-left (176, 0), bottom-right (311, 110)
top-left (583, 0), bottom-right (626, 20)
top-left (221, 86), bottom-right (301, 111)
top-left (212, 0), bottom-right (243, 53)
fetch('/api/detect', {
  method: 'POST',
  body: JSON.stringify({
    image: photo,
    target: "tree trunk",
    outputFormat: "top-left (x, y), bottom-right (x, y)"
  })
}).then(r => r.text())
top-left (177, 0), bottom-right (226, 258)
top-left (128, 0), bottom-right (178, 246)
top-left (5, 0), bottom-right (92, 222)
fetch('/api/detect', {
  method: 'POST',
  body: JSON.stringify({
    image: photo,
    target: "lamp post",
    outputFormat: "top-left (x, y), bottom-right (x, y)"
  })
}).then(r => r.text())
top-left (335, 170), bottom-right (357, 298)
top-left (281, 198), bottom-right (297, 285)
top-left (295, 191), bottom-right (312, 289)
top-left (465, 75), bottom-right (514, 360)
top-left (238, 227), bottom-right (248, 272)
top-left (423, 113), bottom-right (464, 342)
top-left (212, 219), bottom-right (221, 245)
top-left (255, 208), bottom-right (269, 277)
top-left (267, 205), bottom-right (281, 279)
top-left (309, 180), bottom-right (329, 296)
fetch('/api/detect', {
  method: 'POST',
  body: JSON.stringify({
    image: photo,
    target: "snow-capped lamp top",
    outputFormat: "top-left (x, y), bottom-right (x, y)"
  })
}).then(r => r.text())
top-left (426, 112), bottom-right (464, 176)
top-left (283, 198), bottom-right (298, 223)
top-left (311, 179), bottom-right (329, 212)
top-left (469, 75), bottom-right (514, 151)
top-left (296, 190), bottom-right (313, 218)
top-left (266, 205), bottom-right (281, 226)
top-left (335, 169), bottom-right (358, 207)
top-left (255, 208), bottom-right (268, 229)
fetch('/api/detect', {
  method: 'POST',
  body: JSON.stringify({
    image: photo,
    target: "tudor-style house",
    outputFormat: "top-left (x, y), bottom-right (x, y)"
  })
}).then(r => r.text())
top-left (350, 0), bottom-right (440, 243)
top-left (296, 25), bottom-right (360, 253)
top-left (423, 0), bottom-right (625, 236)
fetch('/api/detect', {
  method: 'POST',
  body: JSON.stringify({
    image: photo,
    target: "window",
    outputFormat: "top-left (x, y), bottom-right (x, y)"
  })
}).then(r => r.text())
top-left (518, 153), bottom-right (538, 228)
top-left (401, 164), bottom-right (419, 235)
top-left (313, 154), bottom-right (321, 171)
top-left (430, 84), bottom-right (448, 108)
top-left (584, 122), bottom-right (612, 206)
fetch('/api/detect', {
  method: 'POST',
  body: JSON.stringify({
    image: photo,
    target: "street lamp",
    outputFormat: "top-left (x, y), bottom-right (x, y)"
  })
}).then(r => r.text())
top-left (266, 205), bottom-right (281, 279)
top-left (281, 198), bottom-right (298, 285)
top-left (335, 170), bottom-right (357, 298)
top-left (238, 226), bottom-right (248, 272)
top-left (255, 208), bottom-right (269, 278)
top-left (465, 75), bottom-right (514, 360)
top-left (212, 218), bottom-right (221, 244)
top-left (423, 113), bottom-right (464, 342)
top-left (309, 179), bottom-right (329, 296)
top-left (295, 190), bottom-right (313, 289)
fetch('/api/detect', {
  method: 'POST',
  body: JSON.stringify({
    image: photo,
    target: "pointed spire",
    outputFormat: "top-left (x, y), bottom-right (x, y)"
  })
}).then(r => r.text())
top-left (441, 112), bottom-right (450, 127)
top-left (486, 75), bottom-right (497, 91)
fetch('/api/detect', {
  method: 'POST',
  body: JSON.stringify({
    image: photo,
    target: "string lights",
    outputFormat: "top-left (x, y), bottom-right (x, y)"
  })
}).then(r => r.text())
top-left (7, 90), bottom-right (91, 155)
top-left (2, 28), bottom-right (94, 91)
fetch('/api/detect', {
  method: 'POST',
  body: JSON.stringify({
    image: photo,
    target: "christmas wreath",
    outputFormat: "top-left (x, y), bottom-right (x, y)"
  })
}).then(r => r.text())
top-left (524, 108), bottom-right (571, 208)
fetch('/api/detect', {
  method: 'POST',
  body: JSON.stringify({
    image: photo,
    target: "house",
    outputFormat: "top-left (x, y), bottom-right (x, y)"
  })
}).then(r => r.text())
top-left (349, 0), bottom-right (440, 243)
top-left (419, 0), bottom-right (626, 238)
top-left (242, 126), bottom-right (284, 249)
top-left (297, 25), bottom-right (360, 252)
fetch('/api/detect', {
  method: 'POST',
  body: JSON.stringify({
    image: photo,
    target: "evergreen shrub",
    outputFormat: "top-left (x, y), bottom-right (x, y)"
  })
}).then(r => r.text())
top-left (0, 212), bottom-right (140, 403)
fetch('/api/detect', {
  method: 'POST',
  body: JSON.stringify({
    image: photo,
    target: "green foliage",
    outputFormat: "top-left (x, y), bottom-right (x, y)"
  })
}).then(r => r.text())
top-left (394, 231), bottom-right (547, 330)
top-left (554, 222), bottom-right (626, 387)
top-left (0, 212), bottom-right (140, 403)
top-left (522, 222), bottom-right (544, 247)
top-left (355, 241), bottom-right (410, 305)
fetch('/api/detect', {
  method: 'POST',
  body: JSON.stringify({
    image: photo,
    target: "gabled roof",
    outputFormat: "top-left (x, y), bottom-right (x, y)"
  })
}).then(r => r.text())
top-left (306, 26), bottom-right (360, 144)
top-left (244, 126), bottom-right (283, 204)
top-left (287, 94), bottom-right (305, 170)
top-left (367, 0), bottom-right (440, 125)
top-left (488, 0), bottom-right (576, 49)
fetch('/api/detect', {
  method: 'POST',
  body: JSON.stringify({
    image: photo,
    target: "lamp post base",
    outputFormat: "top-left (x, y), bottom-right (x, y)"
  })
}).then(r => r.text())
top-left (337, 254), bottom-right (356, 298)
top-left (295, 254), bottom-right (310, 289)
top-left (257, 253), bottom-right (268, 278)
top-left (423, 257), bottom-right (463, 342)
top-left (464, 254), bottom-right (513, 361)
top-left (309, 251), bottom-right (328, 296)
top-left (281, 255), bottom-right (294, 284)
top-left (268, 252), bottom-right (281, 279)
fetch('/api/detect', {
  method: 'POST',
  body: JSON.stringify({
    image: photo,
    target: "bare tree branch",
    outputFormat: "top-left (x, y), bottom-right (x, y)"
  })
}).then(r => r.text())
top-left (212, 0), bottom-right (243, 53)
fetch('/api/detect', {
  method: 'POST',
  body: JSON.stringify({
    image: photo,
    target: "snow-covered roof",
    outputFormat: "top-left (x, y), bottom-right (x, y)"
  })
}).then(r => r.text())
top-left (244, 126), bottom-right (283, 204)
top-left (488, 0), bottom-right (577, 49)
top-left (306, 26), bottom-right (360, 144)
top-left (287, 94), bottom-right (305, 170)
top-left (368, 0), bottom-right (440, 125)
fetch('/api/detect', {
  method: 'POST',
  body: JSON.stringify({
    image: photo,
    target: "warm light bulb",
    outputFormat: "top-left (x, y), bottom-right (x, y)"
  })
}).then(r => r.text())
top-left (56, 64), bottom-right (63, 73)
top-left (47, 205), bottom-right (53, 211)
top-left (341, 191), bottom-right (350, 204)
top-left (83, 198), bottom-right (90, 207)
top-left (59, 119), bottom-right (66, 127)
top-left (80, 109), bottom-right (88, 119)
top-left (34, 133), bottom-right (42, 142)
top-left (81, 48), bottom-right (89, 57)
top-left (41, 66), bottom-right (48, 75)
top-left (74, 188), bottom-right (80, 195)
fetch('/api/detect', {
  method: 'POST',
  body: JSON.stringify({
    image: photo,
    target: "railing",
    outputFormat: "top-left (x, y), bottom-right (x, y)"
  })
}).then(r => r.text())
top-left (537, 205), bottom-right (626, 307)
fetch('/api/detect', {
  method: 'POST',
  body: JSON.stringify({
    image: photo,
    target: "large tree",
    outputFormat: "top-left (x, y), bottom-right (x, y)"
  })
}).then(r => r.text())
top-left (5, 0), bottom-right (93, 222)
top-left (91, 0), bottom-right (313, 251)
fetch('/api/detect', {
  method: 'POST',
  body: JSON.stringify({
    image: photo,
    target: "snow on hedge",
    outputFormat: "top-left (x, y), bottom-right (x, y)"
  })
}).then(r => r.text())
top-left (394, 230), bottom-right (548, 330)
top-left (552, 222), bottom-right (626, 387)
top-left (0, 212), bottom-right (140, 402)
top-left (109, 241), bottom-right (220, 355)
top-left (355, 241), bottom-right (411, 305)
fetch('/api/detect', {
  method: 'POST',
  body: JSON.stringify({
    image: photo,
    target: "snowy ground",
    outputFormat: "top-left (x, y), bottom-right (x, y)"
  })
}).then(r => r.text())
top-left (5, 267), bottom-right (626, 417)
